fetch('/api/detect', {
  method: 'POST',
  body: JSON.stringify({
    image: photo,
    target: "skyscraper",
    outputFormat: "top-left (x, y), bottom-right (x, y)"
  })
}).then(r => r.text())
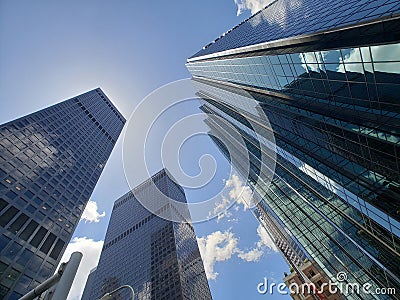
top-left (81, 169), bottom-right (212, 300)
top-left (0, 88), bottom-right (125, 299)
top-left (187, 0), bottom-right (400, 298)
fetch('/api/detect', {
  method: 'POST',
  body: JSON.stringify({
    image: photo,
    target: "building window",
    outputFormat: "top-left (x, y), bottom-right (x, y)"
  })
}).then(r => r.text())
top-left (49, 239), bottom-right (65, 260)
top-left (16, 249), bottom-right (34, 265)
top-left (0, 206), bottom-right (19, 227)
top-left (0, 198), bottom-right (8, 212)
top-left (8, 213), bottom-right (29, 234)
top-left (30, 227), bottom-right (47, 248)
top-left (40, 233), bottom-right (56, 254)
top-left (19, 220), bottom-right (39, 241)
top-left (0, 235), bottom-right (11, 250)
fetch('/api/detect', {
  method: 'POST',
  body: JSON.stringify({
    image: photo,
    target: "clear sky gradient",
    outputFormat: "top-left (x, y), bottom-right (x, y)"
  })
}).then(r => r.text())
top-left (0, 1), bottom-right (291, 299)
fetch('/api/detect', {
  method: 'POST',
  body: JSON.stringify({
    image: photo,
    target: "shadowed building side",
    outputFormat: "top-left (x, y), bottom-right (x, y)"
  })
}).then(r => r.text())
top-left (0, 89), bottom-right (125, 299)
top-left (81, 169), bottom-right (212, 300)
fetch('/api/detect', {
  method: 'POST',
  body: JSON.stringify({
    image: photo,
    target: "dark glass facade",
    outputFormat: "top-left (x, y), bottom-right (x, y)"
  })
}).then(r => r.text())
top-left (208, 127), bottom-right (309, 270)
top-left (198, 80), bottom-right (399, 299)
top-left (187, 1), bottom-right (400, 299)
top-left (81, 169), bottom-right (212, 300)
top-left (189, 0), bottom-right (400, 59)
top-left (0, 88), bottom-right (125, 299)
top-left (253, 200), bottom-right (309, 269)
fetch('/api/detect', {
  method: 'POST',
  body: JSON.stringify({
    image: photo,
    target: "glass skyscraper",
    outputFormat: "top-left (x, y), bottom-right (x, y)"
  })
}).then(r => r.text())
top-left (0, 88), bottom-right (125, 299)
top-left (187, 0), bottom-right (400, 299)
top-left (81, 169), bottom-right (212, 300)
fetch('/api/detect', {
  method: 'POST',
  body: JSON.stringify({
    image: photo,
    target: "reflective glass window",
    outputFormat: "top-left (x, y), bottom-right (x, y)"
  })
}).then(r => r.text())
top-left (0, 206), bottom-right (18, 227)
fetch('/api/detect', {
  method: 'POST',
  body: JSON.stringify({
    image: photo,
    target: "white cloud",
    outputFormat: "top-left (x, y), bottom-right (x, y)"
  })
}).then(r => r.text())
top-left (209, 174), bottom-right (254, 222)
top-left (300, 44), bottom-right (400, 75)
top-left (59, 237), bottom-right (104, 300)
top-left (237, 247), bottom-right (264, 262)
top-left (80, 200), bottom-right (106, 223)
top-left (197, 230), bottom-right (239, 280)
top-left (209, 196), bottom-right (233, 222)
top-left (225, 174), bottom-right (254, 211)
top-left (256, 224), bottom-right (278, 252)
top-left (197, 225), bottom-right (278, 280)
top-left (237, 225), bottom-right (278, 262)
top-left (234, 0), bottom-right (274, 16)
top-left (227, 217), bottom-right (239, 223)
top-left (338, 44), bottom-right (400, 73)
top-left (300, 51), bottom-right (327, 73)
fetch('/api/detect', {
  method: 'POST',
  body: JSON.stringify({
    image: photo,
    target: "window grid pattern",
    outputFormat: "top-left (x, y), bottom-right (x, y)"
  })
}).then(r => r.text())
top-left (188, 3), bottom-right (400, 299)
top-left (198, 82), bottom-right (400, 298)
top-left (81, 170), bottom-right (212, 300)
top-left (188, 43), bottom-right (400, 134)
top-left (204, 99), bottom-right (399, 251)
top-left (0, 89), bottom-right (125, 298)
top-left (195, 78), bottom-right (400, 239)
top-left (188, 44), bottom-right (400, 226)
top-left (190, 0), bottom-right (400, 59)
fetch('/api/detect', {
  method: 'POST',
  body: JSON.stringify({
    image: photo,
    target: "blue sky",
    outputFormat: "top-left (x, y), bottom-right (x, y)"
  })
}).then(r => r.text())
top-left (0, 1), bottom-right (290, 299)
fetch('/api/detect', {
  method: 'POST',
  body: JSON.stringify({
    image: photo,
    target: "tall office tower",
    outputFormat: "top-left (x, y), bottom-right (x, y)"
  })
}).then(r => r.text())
top-left (187, 1), bottom-right (400, 298)
top-left (81, 169), bottom-right (212, 300)
top-left (206, 111), bottom-right (343, 299)
top-left (253, 205), bottom-right (307, 269)
top-left (0, 89), bottom-right (125, 299)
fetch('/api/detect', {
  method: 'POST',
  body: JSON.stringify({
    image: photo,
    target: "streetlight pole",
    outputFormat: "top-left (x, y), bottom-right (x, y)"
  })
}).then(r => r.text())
top-left (19, 252), bottom-right (82, 300)
top-left (98, 285), bottom-right (135, 300)
top-left (50, 252), bottom-right (82, 300)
